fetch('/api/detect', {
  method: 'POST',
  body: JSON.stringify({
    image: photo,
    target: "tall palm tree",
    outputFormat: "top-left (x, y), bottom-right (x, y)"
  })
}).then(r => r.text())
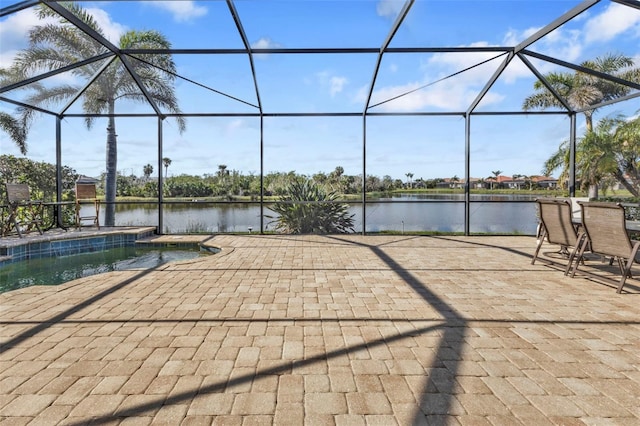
top-left (405, 172), bottom-right (413, 188)
top-left (490, 170), bottom-right (502, 190)
top-left (217, 164), bottom-right (228, 180)
top-left (143, 164), bottom-right (153, 181)
top-left (450, 175), bottom-right (460, 189)
top-left (523, 53), bottom-right (639, 132)
top-left (10, 2), bottom-right (186, 225)
top-left (163, 157), bottom-right (172, 179)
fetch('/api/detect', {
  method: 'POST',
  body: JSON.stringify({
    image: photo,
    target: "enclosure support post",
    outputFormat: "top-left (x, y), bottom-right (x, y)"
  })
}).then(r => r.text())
top-left (157, 118), bottom-right (164, 234)
top-left (464, 113), bottom-right (471, 236)
top-left (362, 114), bottom-right (367, 235)
top-left (260, 114), bottom-right (264, 234)
top-left (55, 116), bottom-right (63, 228)
top-left (569, 113), bottom-right (576, 197)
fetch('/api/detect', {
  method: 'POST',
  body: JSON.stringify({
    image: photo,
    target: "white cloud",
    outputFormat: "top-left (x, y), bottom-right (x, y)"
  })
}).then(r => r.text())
top-left (426, 43), bottom-right (531, 85)
top-left (225, 118), bottom-right (246, 135)
top-left (357, 1), bottom-right (640, 115)
top-left (0, 9), bottom-right (54, 67)
top-left (250, 38), bottom-right (281, 59)
top-left (357, 41), bottom-right (523, 112)
top-left (251, 37), bottom-right (280, 49)
top-left (376, 0), bottom-right (404, 18)
top-left (314, 71), bottom-right (348, 97)
top-left (329, 76), bottom-right (348, 97)
top-left (502, 27), bottom-right (540, 46)
top-left (147, 1), bottom-right (207, 23)
top-left (584, 2), bottom-right (640, 43)
top-left (85, 7), bottom-right (128, 44)
top-left (359, 78), bottom-right (504, 112)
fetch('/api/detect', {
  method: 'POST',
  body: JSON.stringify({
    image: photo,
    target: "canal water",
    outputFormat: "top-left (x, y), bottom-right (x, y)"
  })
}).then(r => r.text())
top-left (102, 194), bottom-right (540, 234)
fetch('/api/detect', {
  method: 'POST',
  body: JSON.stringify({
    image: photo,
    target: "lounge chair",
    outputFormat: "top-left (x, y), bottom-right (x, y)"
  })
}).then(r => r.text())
top-left (532, 198), bottom-right (582, 274)
top-left (75, 183), bottom-right (100, 229)
top-left (569, 201), bottom-right (640, 293)
top-left (4, 183), bottom-right (44, 238)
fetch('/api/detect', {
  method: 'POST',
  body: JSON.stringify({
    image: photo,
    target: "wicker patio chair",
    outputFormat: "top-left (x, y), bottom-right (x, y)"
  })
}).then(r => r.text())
top-left (532, 198), bottom-right (583, 274)
top-left (569, 201), bottom-right (640, 293)
top-left (4, 183), bottom-right (44, 238)
top-left (75, 183), bottom-right (100, 229)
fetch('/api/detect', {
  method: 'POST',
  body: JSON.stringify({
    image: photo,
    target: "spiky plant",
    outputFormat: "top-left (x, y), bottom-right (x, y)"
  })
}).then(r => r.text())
top-left (268, 179), bottom-right (355, 234)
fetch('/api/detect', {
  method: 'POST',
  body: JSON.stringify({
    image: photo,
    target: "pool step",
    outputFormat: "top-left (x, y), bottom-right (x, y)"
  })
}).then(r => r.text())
top-left (136, 235), bottom-right (211, 247)
top-left (135, 235), bottom-right (220, 253)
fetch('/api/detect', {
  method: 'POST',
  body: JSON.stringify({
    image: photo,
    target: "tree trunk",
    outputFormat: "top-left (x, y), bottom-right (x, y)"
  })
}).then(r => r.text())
top-left (104, 104), bottom-right (117, 226)
top-left (613, 169), bottom-right (639, 197)
top-left (588, 183), bottom-right (598, 200)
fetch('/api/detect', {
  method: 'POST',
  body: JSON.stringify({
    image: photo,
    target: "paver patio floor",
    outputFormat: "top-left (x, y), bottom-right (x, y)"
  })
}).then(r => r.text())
top-left (1, 234), bottom-right (639, 425)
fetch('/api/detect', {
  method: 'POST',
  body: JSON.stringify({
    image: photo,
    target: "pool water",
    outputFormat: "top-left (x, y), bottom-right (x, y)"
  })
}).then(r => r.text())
top-left (0, 247), bottom-right (208, 293)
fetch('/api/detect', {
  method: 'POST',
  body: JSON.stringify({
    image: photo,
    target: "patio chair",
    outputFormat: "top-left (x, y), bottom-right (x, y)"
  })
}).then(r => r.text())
top-left (569, 201), bottom-right (640, 294)
top-left (4, 183), bottom-right (44, 238)
top-left (532, 198), bottom-right (583, 274)
top-left (75, 183), bottom-right (100, 229)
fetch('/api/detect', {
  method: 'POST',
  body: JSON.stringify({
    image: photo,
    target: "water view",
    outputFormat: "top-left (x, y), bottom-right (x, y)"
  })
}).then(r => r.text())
top-left (102, 194), bottom-right (540, 235)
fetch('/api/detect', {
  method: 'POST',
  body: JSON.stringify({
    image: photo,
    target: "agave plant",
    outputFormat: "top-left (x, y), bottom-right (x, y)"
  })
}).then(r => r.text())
top-left (268, 179), bottom-right (355, 234)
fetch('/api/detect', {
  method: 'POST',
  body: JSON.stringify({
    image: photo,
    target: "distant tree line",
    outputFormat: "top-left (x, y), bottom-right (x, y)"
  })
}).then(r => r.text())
top-left (2, 155), bottom-right (562, 206)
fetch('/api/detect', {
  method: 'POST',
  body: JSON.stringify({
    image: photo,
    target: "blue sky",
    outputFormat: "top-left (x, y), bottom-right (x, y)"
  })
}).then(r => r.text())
top-left (1, 0), bottom-right (639, 182)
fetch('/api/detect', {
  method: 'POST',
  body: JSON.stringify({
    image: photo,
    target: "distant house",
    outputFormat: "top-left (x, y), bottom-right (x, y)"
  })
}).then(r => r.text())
top-left (436, 177), bottom-right (485, 189)
top-left (434, 175), bottom-right (558, 190)
top-left (437, 178), bottom-right (465, 189)
top-left (485, 175), bottom-right (512, 189)
top-left (503, 177), bottom-right (526, 190)
top-left (531, 176), bottom-right (558, 189)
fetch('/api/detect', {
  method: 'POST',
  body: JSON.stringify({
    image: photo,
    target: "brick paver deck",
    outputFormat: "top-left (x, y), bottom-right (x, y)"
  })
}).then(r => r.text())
top-left (1, 235), bottom-right (639, 425)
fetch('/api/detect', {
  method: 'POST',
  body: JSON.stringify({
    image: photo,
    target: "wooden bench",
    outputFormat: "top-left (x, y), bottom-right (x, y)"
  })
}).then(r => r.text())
top-left (4, 183), bottom-right (44, 238)
top-left (75, 183), bottom-right (100, 229)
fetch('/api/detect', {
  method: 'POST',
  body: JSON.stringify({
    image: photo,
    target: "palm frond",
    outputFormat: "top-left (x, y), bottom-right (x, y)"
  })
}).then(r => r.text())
top-left (0, 112), bottom-right (27, 154)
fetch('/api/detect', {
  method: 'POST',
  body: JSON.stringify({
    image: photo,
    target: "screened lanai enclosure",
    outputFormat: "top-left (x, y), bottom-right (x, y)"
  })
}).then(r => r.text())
top-left (1, 0), bottom-right (639, 235)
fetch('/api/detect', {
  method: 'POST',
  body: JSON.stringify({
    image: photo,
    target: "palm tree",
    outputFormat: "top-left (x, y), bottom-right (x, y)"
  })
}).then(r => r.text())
top-left (543, 115), bottom-right (639, 198)
top-left (612, 114), bottom-right (640, 196)
top-left (0, 70), bottom-right (27, 154)
top-left (217, 164), bottom-right (229, 192)
top-left (523, 53), bottom-right (639, 132)
top-left (405, 172), bottom-right (414, 188)
top-left (217, 164), bottom-right (228, 177)
top-left (490, 170), bottom-right (502, 190)
top-left (10, 2), bottom-right (186, 225)
top-left (163, 157), bottom-right (172, 179)
top-left (329, 166), bottom-right (345, 192)
top-left (0, 112), bottom-right (26, 155)
top-left (143, 164), bottom-right (153, 181)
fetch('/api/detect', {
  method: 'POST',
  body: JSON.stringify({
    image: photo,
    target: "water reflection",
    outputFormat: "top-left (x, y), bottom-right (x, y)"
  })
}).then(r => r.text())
top-left (84, 194), bottom-right (540, 234)
top-left (0, 247), bottom-right (205, 292)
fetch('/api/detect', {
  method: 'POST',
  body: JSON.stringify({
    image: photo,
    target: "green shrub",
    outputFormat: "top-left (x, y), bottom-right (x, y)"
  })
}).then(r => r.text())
top-left (268, 179), bottom-right (355, 234)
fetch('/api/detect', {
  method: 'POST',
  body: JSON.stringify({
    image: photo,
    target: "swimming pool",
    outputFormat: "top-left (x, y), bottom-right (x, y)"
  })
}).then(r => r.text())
top-left (0, 245), bottom-right (215, 293)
